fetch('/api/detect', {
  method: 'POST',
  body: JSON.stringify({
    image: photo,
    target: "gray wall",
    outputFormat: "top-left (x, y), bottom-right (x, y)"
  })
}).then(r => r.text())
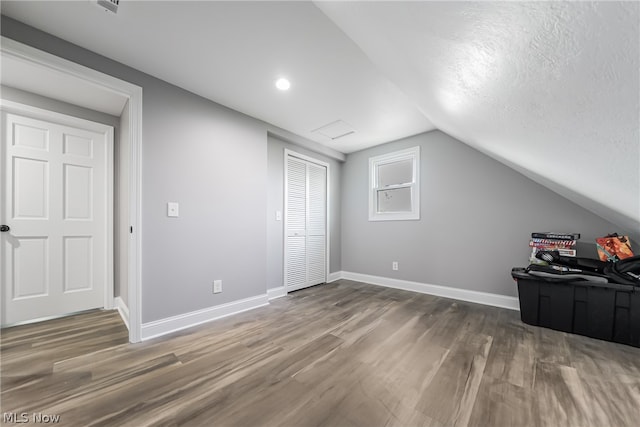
top-left (141, 80), bottom-right (267, 322)
top-left (4, 16), bottom-right (630, 315)
top-left (342, 130), bottom-right (627, 297)
top-left (117, 100), bottom-right (130, 306)
top-left (2, 17), bottom-right (269, 323)
top-left (267, 135), bottom-right (342, 289)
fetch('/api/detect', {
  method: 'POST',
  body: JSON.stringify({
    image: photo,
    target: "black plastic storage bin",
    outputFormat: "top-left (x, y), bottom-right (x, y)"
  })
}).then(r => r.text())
top-left (512, 269), bottom-right (640, 347)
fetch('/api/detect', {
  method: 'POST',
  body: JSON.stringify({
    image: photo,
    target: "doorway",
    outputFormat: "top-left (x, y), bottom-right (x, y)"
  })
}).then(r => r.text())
top-left (1, 104), bottom-right (113, 325)
top-left (284, 150), bottom-right (330, 292)
top-left (1, 36), bottom-right (143, 342)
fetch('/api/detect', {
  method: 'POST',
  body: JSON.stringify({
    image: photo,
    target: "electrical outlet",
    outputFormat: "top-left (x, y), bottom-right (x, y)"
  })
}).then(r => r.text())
top-left (392, 261), bottom-right (399, 271)
top-left (213, 280), bottom-right (222, 294)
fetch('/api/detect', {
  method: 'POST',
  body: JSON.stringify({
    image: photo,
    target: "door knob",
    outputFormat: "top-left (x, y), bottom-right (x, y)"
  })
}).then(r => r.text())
top-left (0, 225), bottom-right (10, 232)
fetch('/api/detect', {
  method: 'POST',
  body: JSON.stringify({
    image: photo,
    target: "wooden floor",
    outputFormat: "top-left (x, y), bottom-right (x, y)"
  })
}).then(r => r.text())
top-left (2, 280), bottom-right (640, 426)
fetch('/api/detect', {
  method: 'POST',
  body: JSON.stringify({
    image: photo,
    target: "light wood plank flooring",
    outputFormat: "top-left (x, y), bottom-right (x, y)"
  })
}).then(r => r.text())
top-left (2, 280), bottom-right (640, 426)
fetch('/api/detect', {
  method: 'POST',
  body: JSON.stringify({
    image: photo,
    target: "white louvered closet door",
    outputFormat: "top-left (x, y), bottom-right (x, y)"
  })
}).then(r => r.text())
top-left (306, 163), bottom-right (326, 286)
top-left (285, 155), bottom-right (327, 292)
top-left (286, 157), bottom-right (307, 291)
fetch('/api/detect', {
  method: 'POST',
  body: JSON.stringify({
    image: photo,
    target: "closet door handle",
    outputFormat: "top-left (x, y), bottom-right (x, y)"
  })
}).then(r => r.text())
top-left (0, 225), bottom-right (10, 232)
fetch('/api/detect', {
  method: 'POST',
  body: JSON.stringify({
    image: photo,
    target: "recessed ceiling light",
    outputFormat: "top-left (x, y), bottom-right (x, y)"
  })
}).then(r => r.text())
top-left (275, 78), bottom-right (291, 91)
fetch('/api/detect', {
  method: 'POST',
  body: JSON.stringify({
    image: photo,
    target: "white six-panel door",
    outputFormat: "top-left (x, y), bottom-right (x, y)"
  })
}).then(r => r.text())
top-left (285, 154), bottom-right (327, 292)
top-left (1, 107), bottom-right (113, 325)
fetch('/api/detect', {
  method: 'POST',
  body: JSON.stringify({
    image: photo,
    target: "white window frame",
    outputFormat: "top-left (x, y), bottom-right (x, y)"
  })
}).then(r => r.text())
top-left (369, 146), bottom-right (420, 221)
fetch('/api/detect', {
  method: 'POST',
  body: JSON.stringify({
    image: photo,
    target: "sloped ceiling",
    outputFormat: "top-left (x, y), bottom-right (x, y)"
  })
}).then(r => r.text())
top-left (1, 1), bottom-right (638, 237)
top-left (316, 1), bottom-right (639, 237)
top-left (0, 1), bottom-right (433, 153)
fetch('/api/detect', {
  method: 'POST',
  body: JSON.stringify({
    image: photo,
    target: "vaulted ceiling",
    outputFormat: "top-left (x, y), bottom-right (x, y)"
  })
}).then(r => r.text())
top-left (1, 1), bottom-right (638, 236)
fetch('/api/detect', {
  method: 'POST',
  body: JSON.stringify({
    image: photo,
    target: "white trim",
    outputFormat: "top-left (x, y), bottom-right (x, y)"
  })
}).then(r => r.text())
top-left (105, 125), bottom-right (115, 311)
top-left (283, 149), bottom-right (330, 294)
top-left (339, 271), bottom-right (520, 311)
top-left (140, 294), bottom-right (269, 341)
top-left (327, 272), bottom-right (342, 283)
top-left (114, 296), bottom-right (130, 330)
top-left (267, 286), bottom-right (287, 300)
top-left (127, 87), bottom-right (143, 344)
top-left (369, 146), bottom-right (420, 221)
top-left (0, 100), bottom-right (115, 318)
top-left (1, 37), bottom-right (144, 343)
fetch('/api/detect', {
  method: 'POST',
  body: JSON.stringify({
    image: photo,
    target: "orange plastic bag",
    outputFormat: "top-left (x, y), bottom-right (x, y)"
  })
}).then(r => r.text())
top-left (596, 234), bottom-right (634, 262)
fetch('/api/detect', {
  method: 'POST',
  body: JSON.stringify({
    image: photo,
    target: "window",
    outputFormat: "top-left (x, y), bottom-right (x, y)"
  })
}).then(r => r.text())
top-left (369, 146), bottom-right (420, 221)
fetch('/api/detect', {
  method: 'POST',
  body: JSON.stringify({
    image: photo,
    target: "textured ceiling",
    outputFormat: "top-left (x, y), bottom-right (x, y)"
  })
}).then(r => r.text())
top-left (317, 1), bottom-right (639, 236)
top-left (1, 1), bottom-right (638, 235)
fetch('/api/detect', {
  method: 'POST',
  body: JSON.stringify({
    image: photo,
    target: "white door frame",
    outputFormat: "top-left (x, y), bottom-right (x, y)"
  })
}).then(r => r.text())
top-left (283, 149), bottom-right (330, 292)
top-left (1, 100), bottom-right (114, 321)
top-left (1, 37), bottom-right (143, 342)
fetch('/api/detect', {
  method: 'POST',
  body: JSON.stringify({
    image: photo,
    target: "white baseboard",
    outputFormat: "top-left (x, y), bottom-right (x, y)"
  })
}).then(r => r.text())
top-left (138, 272), bottom-right (517, 342)
top-left (339, 271), bottom-right (520, 311)
top-left (327, 272), bottom-right (342, 283)
top-left (269, 273), bottom-right (343, 298)
top-left (114, 296), bottom-right (130, 330)
top-left (267, 286), bottom-right (287, 300)
top-left (140, 294), bottom-right (269, 341)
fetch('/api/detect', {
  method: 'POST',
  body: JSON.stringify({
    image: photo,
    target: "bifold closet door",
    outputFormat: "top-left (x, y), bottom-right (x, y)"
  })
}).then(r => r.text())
top-left (285, 156), bottom-right (326, 292)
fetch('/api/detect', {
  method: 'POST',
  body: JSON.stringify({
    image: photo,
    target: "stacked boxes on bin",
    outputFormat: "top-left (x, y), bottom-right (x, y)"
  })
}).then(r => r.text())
top-left (529, 232), bottom-right (579, 264)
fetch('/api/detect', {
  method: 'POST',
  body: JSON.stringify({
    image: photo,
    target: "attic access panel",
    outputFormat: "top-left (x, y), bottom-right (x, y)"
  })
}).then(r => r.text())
top-left (312, 120), bottom-right (355, 140)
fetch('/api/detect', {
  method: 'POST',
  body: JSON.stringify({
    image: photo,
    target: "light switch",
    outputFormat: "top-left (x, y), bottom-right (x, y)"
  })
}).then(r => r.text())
top-left (167, 202), bottom-right (179, 217)
top-left (276, 210), bottom-right (282, 221)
